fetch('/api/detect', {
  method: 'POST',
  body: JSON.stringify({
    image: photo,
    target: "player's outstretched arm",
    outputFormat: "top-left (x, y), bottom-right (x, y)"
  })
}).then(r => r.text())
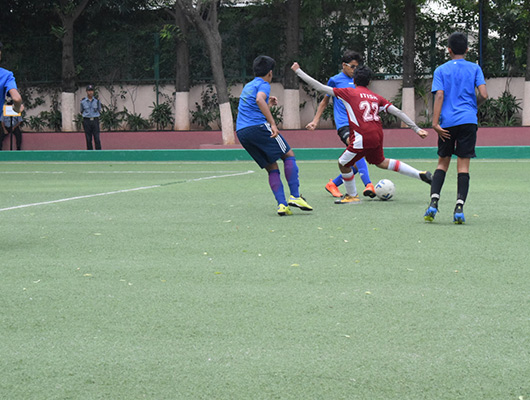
top-left (386, 105), bottom-right (427, 138)
top-left (306, 96), bottom-right (330, 130)
top-left (291, 63), bottom-right (334, 97)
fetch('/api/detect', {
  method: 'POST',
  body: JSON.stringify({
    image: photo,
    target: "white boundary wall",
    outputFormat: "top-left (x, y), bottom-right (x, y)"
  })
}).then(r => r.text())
top-left (22, 77), bottom-right (527, 131)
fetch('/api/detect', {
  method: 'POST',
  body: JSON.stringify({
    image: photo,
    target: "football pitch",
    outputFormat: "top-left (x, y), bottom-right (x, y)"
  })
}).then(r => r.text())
top-left (1, 159), bottom-right (529, 399)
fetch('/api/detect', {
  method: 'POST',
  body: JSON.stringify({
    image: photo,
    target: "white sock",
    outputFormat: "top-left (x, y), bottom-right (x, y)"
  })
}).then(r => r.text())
top-left (387, 159), bottom-right (420, 179)
top-left (341, 170), bottom-right (357, 196)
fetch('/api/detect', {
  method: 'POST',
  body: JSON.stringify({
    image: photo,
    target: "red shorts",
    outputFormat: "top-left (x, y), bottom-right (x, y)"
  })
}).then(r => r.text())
top-left (339, 146), bottom-right (385, 167)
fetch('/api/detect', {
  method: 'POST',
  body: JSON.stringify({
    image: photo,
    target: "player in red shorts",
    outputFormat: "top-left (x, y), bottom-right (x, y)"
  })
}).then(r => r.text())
top-left (291, 62), bottom-right (432, 204)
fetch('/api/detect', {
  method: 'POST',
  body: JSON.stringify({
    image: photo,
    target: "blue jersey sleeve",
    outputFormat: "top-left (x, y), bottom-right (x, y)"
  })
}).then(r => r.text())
top-left (431, 68), bottom-right (443, 93)
top-left (475, 66), bottom-right (486, 87)
top-left (257, 80), bottom-right (270, 99)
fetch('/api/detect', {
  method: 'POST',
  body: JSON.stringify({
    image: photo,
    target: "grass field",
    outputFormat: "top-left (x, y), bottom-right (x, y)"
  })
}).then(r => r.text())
top-left (1, 159), bottom-right (529, 399)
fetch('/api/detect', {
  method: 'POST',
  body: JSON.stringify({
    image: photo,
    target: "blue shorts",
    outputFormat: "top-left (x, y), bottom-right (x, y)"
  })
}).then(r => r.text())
top-left (237, 123), bottom-right (291, 168)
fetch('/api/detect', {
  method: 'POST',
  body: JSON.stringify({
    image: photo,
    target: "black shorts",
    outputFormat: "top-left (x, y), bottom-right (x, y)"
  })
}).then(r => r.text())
top-left (438, 123), bottom-right (477, 158)
top-left (337, 125), bottom-right (350, 146)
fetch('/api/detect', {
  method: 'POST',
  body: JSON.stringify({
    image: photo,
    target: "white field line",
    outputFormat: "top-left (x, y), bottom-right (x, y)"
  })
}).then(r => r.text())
top-left (0, 170), bottom-right (254, 212)
top-left (0, 170), bottom-right (245, 174)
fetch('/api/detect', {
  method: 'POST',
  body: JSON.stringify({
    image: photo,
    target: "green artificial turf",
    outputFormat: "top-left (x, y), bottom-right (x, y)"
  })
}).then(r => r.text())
top-left (1, 160), bottom-right (529, 399)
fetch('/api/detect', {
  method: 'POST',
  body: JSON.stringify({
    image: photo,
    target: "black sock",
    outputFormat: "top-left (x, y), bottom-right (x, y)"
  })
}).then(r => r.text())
top-left (457, 173), bottom-right (470, 204)
top-left (429, 197), bottom-right (439, 208)
top-left (430, 169), bottom-right (446, 207)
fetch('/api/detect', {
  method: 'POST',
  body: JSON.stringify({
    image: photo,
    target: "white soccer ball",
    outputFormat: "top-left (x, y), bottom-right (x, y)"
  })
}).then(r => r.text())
top-left (375, 179), bottom-right (395, 201)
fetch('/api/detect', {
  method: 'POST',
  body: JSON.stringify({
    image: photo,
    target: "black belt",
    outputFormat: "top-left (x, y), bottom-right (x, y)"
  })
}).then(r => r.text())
top-left (84, 117), bottom-right (99, 121)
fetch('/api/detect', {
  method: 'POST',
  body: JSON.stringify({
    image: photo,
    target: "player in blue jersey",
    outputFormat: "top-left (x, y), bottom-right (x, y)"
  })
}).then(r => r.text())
top-left (306, 50), bottom-right (375, 199)
top-left (424, 32), bottom-right (488, 224)
top-left (0, 42), bottom-right (23, 114)
top-left (236, 55), bottom-right (313, 216)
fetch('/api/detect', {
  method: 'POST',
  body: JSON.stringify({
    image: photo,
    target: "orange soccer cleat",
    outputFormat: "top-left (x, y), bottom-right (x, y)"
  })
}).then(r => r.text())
top-left (325, 180), bottom-right (343, 198)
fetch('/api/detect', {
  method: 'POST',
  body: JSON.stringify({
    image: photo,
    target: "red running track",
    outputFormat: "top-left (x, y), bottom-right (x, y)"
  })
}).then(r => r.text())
top-left (4, 126), bottom-right (530, 151)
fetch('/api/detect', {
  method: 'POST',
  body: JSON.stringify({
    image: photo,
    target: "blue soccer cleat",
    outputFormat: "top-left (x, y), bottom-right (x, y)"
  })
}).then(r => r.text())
top-left (424, 206), bottom-right (438, 222)
top-left (453, 211), bottom-right (465, 224)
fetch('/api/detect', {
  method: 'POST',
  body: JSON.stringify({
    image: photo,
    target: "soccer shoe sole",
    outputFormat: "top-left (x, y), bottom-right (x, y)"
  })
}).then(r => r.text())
top-left (288, 197), bottom-right (313, 211)
top-left (363, 186), bottom-right (376, 198)
top-left (419, 171), bottom-right (433, 185)
top-left (334, 196), bottom-right (361, 205)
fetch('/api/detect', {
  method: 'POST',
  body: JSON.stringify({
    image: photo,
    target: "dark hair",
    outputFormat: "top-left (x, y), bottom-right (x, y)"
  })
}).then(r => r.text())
top-left (448, 32), bottom-right (468, 55)
top-left (0, 41), bottom-right (3, 51)
top-left (253, 55), bottom-right (275, 77)
top-left (353, 65), bottom-right (372, 87)
top-left (342, 50), bottom-right (362, 65)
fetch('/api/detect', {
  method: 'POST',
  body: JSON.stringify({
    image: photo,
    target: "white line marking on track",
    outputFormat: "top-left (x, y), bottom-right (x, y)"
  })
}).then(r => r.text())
top-left (0, 170), bottom-right (254, 212)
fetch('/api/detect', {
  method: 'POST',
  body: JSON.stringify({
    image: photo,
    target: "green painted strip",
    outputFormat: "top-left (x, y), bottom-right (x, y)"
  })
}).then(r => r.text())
top-left (0, 146), bottom-right (528, 162)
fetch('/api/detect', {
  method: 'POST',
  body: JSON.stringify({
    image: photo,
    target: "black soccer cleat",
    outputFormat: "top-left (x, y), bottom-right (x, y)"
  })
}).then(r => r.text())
top-left (419, 171), bottom-right (433, 185)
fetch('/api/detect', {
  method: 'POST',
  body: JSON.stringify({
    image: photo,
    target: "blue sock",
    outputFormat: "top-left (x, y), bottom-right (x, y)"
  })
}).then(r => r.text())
top-left (332, 174), bottom-right (343, 186)
top-left (355, 157), bottom-right (371, 186)
top-left (268, 169), bottom-right (287, 205)
top-left (283, 156), bottom-right (300, 198)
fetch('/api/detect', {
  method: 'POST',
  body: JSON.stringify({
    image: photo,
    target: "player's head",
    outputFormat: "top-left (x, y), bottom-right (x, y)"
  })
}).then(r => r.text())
top-left (342, 50), bottom-right (362, 65)
top-left (253, 55), bottom-right (275, 78)
top-left (342, 50), bottom-right (362, 77)
top-left (353, 65), bottom-right (372, 87)
top-left (0, 41), bottom-right (3, 60)
top-left (448, 32), bottom-right (468, 55)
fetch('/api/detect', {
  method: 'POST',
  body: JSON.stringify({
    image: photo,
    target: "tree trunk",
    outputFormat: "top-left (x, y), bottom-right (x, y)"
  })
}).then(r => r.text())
top-left (401, 0), bottom-right (416, 127)
top-left (176, 0), bottom-right (234, 144)
top-left (57, 0), bottom-right (91, 132)
top-left (522, 6), bottom-right (530, 126)
top-left (174, 6), bottom-right (190, 130)
top-left (61, 18), bottom-right (76, 131)
top-left (283, 0), bottom-right (301, 129)
top-left (61, 18), bottom-right (76, 93)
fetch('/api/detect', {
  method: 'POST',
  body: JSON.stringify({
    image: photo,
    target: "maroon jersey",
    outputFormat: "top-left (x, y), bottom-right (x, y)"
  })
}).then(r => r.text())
top-left (333, 86), bottom-right (392, 150)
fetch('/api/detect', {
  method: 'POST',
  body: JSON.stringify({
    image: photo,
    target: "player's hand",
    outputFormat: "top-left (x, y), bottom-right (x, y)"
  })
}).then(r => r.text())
top-left (270, 125), bottom-right (280, 138)
top-left (305, 121), bottom-right (317, 131)
top-left (269, 96), bottom-right (278, 106)
top-left (417, 129), bottom-right (428, 139)
top-left (432, 124), bottom-right (450, 141)
top-left (291, 62), bottom-right (300, 72)
top-left (13, 104), bottom-right (24, 114)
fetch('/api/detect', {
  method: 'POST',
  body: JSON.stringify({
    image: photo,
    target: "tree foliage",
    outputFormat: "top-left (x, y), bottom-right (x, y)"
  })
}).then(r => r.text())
top-left (1, 0), bottom-right (529, 87)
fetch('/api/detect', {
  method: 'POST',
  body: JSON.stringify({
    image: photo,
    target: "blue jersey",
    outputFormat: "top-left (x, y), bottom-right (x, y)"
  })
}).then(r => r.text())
top-left (327, 72), bottom-right (356, 129)
top-left (236, 77), bottom-right (270, 131)
top-left (432, 59), bottom-right (486, 128)
top-left (0, 68), bottom-right (18, 110)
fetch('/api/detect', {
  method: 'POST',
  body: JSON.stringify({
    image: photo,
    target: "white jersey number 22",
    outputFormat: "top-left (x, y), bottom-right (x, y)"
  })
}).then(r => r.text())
top-left (359, 101), bottom-right (380, 122)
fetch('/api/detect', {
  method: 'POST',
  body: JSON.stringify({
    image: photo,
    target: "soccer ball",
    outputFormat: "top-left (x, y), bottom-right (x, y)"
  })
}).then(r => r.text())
top-left (374, 179), bottom-right (395, 201)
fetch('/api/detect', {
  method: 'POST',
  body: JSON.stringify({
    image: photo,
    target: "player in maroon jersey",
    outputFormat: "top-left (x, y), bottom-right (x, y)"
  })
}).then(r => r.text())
top-left (292, 62), bottom-right (432, 204)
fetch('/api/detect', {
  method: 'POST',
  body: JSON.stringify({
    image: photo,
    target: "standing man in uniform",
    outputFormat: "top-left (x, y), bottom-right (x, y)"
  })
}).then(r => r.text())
top-left (80, 84), bottom-right (102, 150)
